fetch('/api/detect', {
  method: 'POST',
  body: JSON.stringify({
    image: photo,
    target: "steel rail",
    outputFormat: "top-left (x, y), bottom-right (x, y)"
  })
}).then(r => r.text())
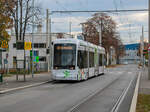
top-left (67, 72), bottom-right (137, 112)
top-left (67, 73), bottom-right (123, 112)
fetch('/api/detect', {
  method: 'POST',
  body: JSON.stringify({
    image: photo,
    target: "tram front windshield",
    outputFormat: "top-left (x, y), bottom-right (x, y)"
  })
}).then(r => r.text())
top-left (54, 44), bottom-right (76, 69)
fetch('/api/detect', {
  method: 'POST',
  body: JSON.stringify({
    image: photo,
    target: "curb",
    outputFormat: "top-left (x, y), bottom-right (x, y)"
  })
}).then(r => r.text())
top-left (0, 81), bottom-right (51, 94)
top-left (129, 71), bottom-right (141, 112)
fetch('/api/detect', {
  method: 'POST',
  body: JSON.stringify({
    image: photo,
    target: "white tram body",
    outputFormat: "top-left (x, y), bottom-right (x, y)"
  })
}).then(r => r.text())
top-left (51, 39), bottom-right (105, 81)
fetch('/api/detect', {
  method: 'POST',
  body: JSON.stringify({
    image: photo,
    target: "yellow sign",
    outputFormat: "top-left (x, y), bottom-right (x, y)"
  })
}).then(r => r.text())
top-left (24, 42), bottom-right (32, 50)
top-left (0, 40), bottom-right (8, 48)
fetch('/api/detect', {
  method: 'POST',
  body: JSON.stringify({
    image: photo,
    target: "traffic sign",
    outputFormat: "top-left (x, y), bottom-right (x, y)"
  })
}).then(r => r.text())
top-left (33, 56), bottom-right (39, 63)
top-left (148, 47), bottom-right (150, 52)
top-left (30, 50), bottom-right (32, 57)
top-left (0, 40), bottom-right (8, 48)
top-left (36, 56), bottom-right (39, 63)
top-left (24, 42), bottom-right (32, 50)
top-left (30, 51), bottom-right (38, 57)
top-left (4, 59), bottom-right (8, 64)
top-left (143, 49), bottom-right (148, 55)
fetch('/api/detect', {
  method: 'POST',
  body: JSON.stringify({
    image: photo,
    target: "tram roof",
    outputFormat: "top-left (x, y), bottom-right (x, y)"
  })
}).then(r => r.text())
top-left (53, 38), bottom-right (105, 51)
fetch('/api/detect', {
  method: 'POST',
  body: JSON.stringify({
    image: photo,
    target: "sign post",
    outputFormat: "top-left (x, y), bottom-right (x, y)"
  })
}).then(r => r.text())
top-left (148, 0), bottom-right (150, 80)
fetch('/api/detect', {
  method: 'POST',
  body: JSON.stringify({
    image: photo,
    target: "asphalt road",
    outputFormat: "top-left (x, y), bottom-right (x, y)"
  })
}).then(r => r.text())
top-left (0, 65), bottom-right (139, 112)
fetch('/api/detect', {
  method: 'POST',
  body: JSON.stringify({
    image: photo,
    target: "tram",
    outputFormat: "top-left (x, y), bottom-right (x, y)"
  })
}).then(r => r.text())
top-left (51, 38), bottom-right (105, 81)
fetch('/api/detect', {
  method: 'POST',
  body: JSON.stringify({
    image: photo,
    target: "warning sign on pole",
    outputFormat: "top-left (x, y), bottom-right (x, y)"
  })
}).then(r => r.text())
top-left (24, 42), bottom-right (32, 50)
top-left (148, 46), bottom-right (150, 52)
top-left (0, 40), bottom-right (8, 48)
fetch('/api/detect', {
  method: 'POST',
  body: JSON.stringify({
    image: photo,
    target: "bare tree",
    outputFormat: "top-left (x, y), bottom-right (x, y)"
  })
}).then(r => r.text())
top-left (82, 13), bottom-right (124, 65)
top-left (57, 33), bottom-right (64, 39)
top-left (5, 0), bottom-right (41, 81)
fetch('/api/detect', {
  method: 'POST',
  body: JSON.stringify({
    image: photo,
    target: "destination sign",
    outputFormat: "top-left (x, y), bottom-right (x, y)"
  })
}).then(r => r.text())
top-left (56, 46), bottom-right (73, 50)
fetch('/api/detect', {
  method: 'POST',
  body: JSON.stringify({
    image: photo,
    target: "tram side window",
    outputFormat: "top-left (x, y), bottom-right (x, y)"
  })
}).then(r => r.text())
top-left (103, 54), bottom-right (106, 66)
top-left (89, 52), bottom-right (94, 67)
top-left (99, 54), bottom-right (103, 66)
top-left (77, 50), bottom-right (88, 69)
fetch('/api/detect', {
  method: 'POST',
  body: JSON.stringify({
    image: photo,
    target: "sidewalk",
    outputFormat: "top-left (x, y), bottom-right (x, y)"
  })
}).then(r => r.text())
top-left (0, 72), bottom-right (51, 92)
top-left (139, 67), bottom-right (150, 94)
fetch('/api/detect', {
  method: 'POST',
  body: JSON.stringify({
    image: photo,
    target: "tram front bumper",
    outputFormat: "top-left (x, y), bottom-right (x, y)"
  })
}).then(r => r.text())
top-left (52, 75), bottom-right (78, 80)
top-left (52, 70), bottom-right (78, 81)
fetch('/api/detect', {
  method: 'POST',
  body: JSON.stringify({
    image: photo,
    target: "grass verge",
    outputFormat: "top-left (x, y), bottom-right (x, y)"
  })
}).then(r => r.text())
top-left (136, 94), bottom-right (150, 112)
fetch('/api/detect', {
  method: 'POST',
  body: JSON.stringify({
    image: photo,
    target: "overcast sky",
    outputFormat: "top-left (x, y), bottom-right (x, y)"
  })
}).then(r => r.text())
top-left (37, 0), bottom-right (148, 44)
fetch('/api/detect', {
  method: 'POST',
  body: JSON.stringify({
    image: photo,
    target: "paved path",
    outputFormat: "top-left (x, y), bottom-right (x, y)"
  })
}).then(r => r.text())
top-left (0, 65), bottom-right (138, 112)
top-left (139, 67), bottom-right (150, 94)
top-left (0, 73), bottom-right (51, 92)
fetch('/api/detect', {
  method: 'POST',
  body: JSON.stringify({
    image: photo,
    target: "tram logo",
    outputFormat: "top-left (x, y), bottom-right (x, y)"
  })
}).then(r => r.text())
top-left (63, 70), bottom-right (70, 78)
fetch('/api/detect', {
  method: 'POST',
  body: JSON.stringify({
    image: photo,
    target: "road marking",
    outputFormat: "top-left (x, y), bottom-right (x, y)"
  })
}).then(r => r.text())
top-left (128, 72), bottom-right (132, 74)
top-left (111, 74), bottom-right (135, 112)
top-left (0, 81), bottom-right (51, 94)
top-left (129, 72), bottom-right (141, 112)
top-left (67, 75), bottom-right (121, 112)
top-left (118, 71), bottom-right (123, 74)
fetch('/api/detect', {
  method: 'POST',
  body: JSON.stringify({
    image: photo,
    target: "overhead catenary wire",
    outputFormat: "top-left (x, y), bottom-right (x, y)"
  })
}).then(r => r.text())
top-left (55, 0), bottom-right (68, 11)
top-left (50, 9), bottom-right (148, 14)
top-left (113, 0), bottom-right (118, 13)
top-left (48, 8), bottom-right (148, 43)
top-left (112, 0), bottom-right (141, 44)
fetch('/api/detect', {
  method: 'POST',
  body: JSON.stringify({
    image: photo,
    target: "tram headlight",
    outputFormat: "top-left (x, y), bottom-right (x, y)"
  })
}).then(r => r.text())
top-left (69, 66), bottom-right (75, 70)
top-left (54, 67), bottom-right (58, 69)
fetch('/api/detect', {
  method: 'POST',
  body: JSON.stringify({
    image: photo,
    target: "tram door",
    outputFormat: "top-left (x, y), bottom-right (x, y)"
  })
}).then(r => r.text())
top-left (99, 53), bottom-right (103, 74)
top-left (94, 48), bottom-right (99, 76)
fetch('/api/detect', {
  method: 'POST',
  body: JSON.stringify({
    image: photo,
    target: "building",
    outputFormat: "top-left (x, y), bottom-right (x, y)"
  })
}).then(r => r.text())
top-left (120, 43), bottom-right (140, 64)
top-left (1, 32), bottom-right (72, 71)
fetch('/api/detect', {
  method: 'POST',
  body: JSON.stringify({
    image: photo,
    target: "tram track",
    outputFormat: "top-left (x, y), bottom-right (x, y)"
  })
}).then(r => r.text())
top-left (67, 71), bottom-right (137, 112)
top-left (0, 65), bottom-right (139, 112)
top-left (110, 73), bottom-right (137, 112)
top-left (67, 74), bottom-right (123, 112)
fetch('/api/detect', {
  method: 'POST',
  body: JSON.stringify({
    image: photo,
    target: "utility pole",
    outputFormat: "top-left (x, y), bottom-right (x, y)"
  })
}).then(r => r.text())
top-left (148, 0), bottom-right (150, 80)
top-left (49, 13), bottom-right (52, 72)
top-left (129, 24), bottom-right (132, 43)
top-left (46, 9), bottom-right (50, 72)
top-left (31, 0), bottom-right (35, 78)
top-left (99, 19), bottom-right (102, 46)
top-left (140, 26), bottom-right (144, 67)
top-left (69, 21), bottom-right (72, 36)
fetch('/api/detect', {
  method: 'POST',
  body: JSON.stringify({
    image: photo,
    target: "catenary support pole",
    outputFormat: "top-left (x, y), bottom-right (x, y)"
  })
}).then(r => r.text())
top-left (49, 12), bottom-right (52, 72)
top-left (69, 21), bottom-right (72, 36)
top-left (46, 9), bottom-right (50, 72)
top-left (148, 0), bottom-right (150, 80)
top-left (31, 0), bottom-right (35, 78)
top-left (141, 26), bottom-right (144, 67)
top-left (99, 19), bottom-right (102, 46)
